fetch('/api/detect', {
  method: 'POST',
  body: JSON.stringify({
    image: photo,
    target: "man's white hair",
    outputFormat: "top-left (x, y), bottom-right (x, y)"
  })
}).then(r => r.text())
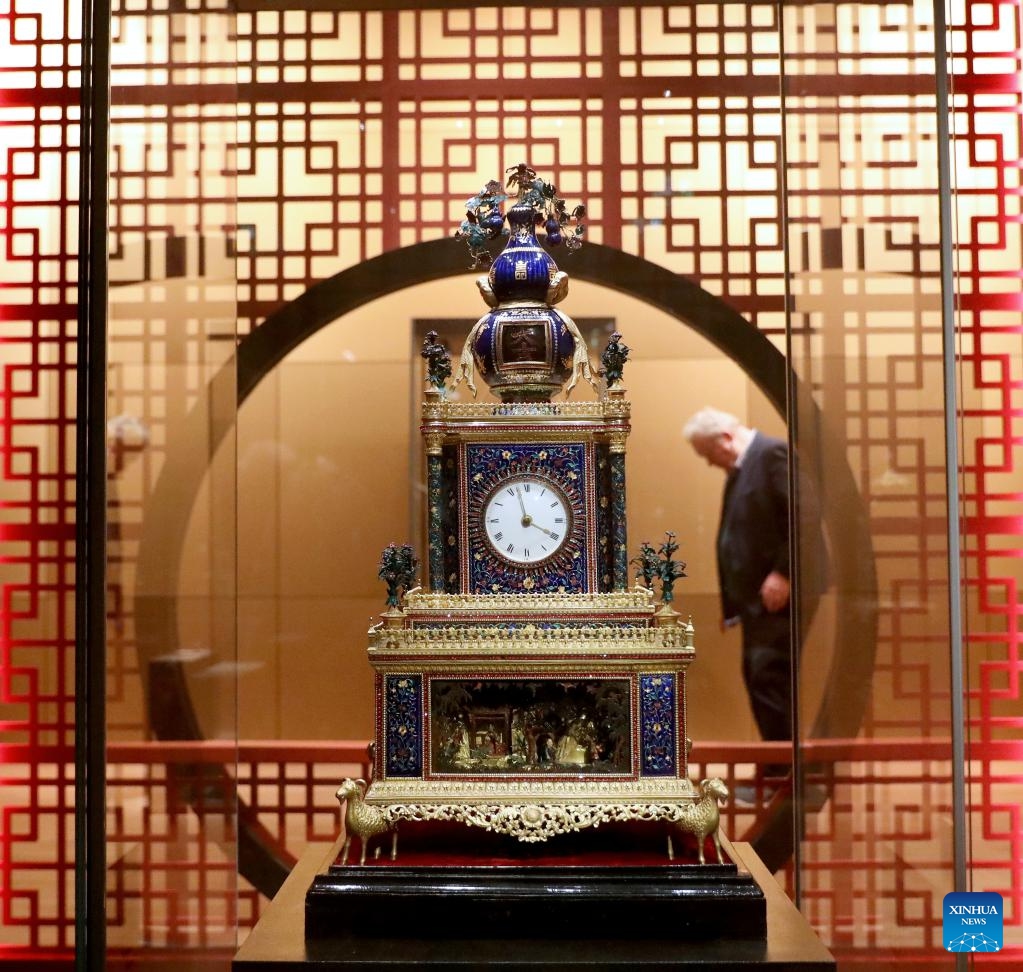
top-left (682, 407), bottom-right (741, 443)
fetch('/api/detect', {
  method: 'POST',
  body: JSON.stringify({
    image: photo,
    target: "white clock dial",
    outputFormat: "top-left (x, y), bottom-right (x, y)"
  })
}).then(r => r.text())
top-left (482, 476), bottom-right (571, 565)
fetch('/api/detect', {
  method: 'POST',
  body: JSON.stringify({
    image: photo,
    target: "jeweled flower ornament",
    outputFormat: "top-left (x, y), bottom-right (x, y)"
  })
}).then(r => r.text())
top-left (420, 330), bottom-right (451, 395)
top-left (631, 541), bottom-right (660, 590)
top-left (455, 163), bottom-right (586, 271)
top-left (657, 532), bottom-right (688, 605)
top-left (378, 542), bottom-right (419, 610)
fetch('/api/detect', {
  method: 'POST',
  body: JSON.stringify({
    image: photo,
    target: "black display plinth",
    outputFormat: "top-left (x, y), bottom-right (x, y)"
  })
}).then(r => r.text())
top-left (305, 822), bottom-right (765, 941)
top-left (233, 842), bottom-right (835, 970)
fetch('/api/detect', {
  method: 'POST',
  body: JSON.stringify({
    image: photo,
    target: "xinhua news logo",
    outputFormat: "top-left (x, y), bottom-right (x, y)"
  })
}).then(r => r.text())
top-left (943, 892), bottom-right (1003, 953)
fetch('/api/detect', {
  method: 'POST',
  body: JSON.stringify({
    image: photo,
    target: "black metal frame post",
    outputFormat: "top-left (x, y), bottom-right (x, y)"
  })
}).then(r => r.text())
top-left (932, 0), bottom-right (970, 907)
top-left (75, 0), bottom-right (111, 968)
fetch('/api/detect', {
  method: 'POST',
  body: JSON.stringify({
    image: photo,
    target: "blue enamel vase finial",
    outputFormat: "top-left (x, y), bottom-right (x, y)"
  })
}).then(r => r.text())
top-left (453, 164), bottom-right (593, 402)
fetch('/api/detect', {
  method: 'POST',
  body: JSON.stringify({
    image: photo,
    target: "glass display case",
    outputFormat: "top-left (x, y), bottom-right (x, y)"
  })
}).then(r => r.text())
top-left (1, 1), bottom-right (1021, 968)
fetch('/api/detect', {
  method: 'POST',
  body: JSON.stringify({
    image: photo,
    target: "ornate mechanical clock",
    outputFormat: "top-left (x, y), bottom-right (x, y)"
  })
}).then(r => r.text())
top-left (303, 163), bottom-right (769, 946)
top-left (313, 166), bottom-right (745, 911)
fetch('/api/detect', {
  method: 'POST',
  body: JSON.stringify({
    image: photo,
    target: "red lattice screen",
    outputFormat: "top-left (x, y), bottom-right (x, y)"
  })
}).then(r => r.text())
top-left (1, 0), bottom-right (81, 956)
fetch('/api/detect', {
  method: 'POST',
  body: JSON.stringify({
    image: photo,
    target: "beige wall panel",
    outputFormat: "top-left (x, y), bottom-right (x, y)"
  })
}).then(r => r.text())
top-left (238, 369), bottom-right (282, 599)
top-left (157, 390), bottom-right (226, 600)
top-left (237, 593), bottom-right (382, 740)
top-left (797, 592), bottom-right (836, 736)
top-left (284, 292), bottom-right (419, 364)
top-left (627, 355), bottom-right (748, 599)
top-left (681, 592), bottom-right (758, 742)
top-left (275, 595), bottom-right (379, 739)
top-left (289, 279), bottom-right (471, 364)
top-left (237, 596), bottom-right (283, 738)
top-left (553, 280), bottom-right (735, 363)
top-left (275, 360), bottom-right (411, 600)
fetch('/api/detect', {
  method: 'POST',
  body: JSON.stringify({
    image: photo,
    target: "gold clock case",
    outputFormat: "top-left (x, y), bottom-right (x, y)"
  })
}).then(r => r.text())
top-left (363, 588), bottom-right (703, 840)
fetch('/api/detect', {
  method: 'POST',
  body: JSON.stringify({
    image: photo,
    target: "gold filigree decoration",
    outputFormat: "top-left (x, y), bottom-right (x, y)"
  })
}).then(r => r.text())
top-left (365, 777), bottom-right (698, 801)
top-left (607, 429), bottom-right (630, 453)
top-left (423, 431), bottom-right (445, 455)
top-left (404, 590), bottom-right (653, 611)
top-left (368, 623), bottom-right (694, 654)
top-left (410, 624), bottom-right (654, 641)
top-left (372, 800), bottom-right (706, 843)
top-left (422, 400), bottom-right (630, 422)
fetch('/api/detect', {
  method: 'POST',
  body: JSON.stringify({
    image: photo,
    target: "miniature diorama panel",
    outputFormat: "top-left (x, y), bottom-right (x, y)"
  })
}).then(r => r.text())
top-left (464, 441), bottom-right (591, 593)
top-left (427, 676), bottom-right (634, 777)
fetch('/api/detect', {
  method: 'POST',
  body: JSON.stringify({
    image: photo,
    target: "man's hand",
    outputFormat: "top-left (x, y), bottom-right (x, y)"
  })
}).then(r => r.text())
top-left (760, 571), bottom-right (790, 613)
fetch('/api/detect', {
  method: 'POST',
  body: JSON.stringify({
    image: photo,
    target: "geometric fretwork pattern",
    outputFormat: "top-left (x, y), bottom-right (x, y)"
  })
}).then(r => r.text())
top-left (0, 0), bottom-right (81, 955)
top-left (782, 1), bottom-right (1023, 958)
top-left (104, 742), bottom-right (372, 951)
top-left (227, 4), bottom-right (790, 332)
top-left (951, 0), bottom-right (1023, 949)
top-left (1, 0), bottom-right (1021, 966)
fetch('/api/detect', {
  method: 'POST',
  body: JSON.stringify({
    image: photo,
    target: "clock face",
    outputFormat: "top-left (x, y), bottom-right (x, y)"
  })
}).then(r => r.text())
top-left (482, 475), bottom-right (571, 565)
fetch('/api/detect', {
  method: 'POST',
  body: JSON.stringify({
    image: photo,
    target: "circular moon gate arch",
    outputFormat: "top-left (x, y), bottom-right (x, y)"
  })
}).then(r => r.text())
top-left (134, 238), bottom-right (878, 889)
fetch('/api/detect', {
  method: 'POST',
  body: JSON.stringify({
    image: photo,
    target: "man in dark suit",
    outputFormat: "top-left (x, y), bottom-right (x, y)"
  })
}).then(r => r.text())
top-left (683, 407), bottom-right (814, 765)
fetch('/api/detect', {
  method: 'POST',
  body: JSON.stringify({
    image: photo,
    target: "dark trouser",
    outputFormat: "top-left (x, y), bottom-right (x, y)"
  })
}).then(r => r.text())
top-left (740, 596), bottom-right (820, 777)
top-left (741, 611), bottom-right (793, 744)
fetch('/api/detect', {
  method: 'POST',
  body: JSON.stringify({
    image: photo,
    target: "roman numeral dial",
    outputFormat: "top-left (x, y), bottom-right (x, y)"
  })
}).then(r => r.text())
top-left (482, 475), bottom-right (571, 566)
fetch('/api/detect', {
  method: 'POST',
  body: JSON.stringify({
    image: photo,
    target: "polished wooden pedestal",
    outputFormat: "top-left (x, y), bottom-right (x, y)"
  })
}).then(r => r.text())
top-left (306, 823), bottom-right (765, 941)
top-left (234, 842), bottom-right (834, 970)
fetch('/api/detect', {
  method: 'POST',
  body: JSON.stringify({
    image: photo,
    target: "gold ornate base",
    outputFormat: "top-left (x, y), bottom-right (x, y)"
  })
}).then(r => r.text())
top-left (371, 799), bottom-right (704, 842)
top-left (357, 776), bottom-right (727, 853)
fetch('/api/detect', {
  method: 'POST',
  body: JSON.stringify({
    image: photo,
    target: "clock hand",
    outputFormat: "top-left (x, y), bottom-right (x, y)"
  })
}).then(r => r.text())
top-left (528, 522), bottom-right (557, 538)
top-left (515, 487), bottom-right (532, 526)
